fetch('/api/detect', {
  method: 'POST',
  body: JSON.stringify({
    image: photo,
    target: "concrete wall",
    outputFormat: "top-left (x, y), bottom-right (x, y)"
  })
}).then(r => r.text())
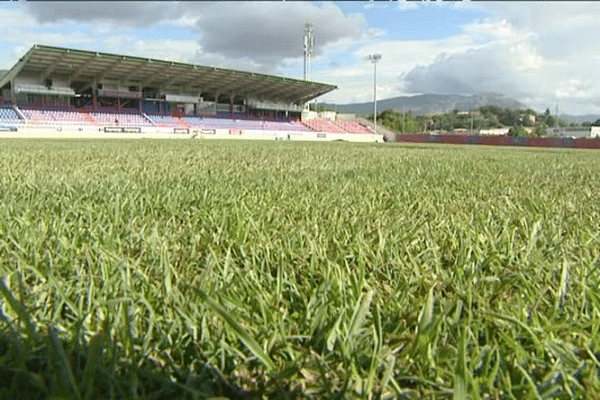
top-left (318, 111), bottom-right (336, 121)
top-left (301, 110), bottom-right (318, 121)
top-left (394, 133), bottom-right (600, 149)
top-left (5, 125), bottom-right (382, 143)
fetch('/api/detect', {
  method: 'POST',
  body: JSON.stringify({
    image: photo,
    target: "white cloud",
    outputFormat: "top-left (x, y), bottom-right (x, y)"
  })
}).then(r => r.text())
top-left (25, 2), bottom-right (181, 27)
top-left (22, 1), bottom-right (365, 72)
top-left (555, 79), bottom-right (599, 100)
top-left (104, 38), bottom-right (202, 64)
top-left (190, 2), bottom-right (364, 68)
top-left (0, 7), bottom-right (95, 69)
top-left (317, 30), bottom-right (483, 104)
top-left (3, 1), bottom-right (600, 114)
top-left (321, 7), bottom-right (600, 114)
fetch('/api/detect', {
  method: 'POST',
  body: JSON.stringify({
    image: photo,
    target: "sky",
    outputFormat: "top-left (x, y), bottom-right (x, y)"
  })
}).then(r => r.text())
top-left (1, 1), bottom-right (600, 115)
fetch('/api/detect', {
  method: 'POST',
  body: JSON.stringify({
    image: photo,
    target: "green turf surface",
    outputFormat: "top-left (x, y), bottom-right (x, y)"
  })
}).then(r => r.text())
top-left (0, 139), bottom-right (599, 399)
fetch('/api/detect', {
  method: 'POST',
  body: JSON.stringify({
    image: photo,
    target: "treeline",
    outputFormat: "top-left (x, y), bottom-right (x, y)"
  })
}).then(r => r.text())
top-left (367, 106), bottom-right (600, 136)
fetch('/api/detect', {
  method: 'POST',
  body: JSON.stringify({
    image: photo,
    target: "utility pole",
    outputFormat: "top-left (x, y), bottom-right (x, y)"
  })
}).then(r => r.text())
top-left (471, 98), bottom-right (474, 135)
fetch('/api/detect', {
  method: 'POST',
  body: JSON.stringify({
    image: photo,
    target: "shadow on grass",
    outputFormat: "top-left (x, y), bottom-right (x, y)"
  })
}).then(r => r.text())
top-left (0, 279), bottom-right (306, 400)
top-left (0, 325), bottom-right (314, 400)
top-left (0, 328), bottom-right (258, 400)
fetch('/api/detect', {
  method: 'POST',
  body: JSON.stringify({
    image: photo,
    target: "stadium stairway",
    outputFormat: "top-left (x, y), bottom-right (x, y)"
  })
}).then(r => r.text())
top-left (141, 113), bottom-right (157, 127)
top-left (332, 120), bottom-right (372, 135)
top-left (356, 116), bottom-right (396, 140)
top-left (12, 106), bottom-right (26, 121)
top-left (77, 110), bottom-right (100, 125)
top-left (146, 115), bottom-right (181, 127)
top-left (174, 117), bottom-right (190, 128)
top-left (302, 118), bottom-right (346, 134)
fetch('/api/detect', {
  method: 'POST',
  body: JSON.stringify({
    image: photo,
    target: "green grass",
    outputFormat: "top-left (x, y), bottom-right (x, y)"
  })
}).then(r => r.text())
top-left (0, 139), bottom-right (599, 399)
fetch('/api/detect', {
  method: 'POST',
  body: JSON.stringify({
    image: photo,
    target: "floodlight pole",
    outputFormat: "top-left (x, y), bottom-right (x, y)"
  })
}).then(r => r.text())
top-left (369, 54), bottom-right (381, 136)
top-left (304, 23), bottom-right (314, 82)
top-left (303, 23), bottom-right (314, 112)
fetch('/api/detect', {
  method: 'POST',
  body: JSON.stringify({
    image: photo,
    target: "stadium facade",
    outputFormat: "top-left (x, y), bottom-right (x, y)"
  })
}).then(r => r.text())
top-left (0, 45), bottom-right (384, 141)
top-left (0, 44), bottom-right (338, 118)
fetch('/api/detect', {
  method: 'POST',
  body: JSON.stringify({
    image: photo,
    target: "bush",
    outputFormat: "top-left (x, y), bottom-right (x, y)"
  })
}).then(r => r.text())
top-left (508, 125), bottom-right (528, 137)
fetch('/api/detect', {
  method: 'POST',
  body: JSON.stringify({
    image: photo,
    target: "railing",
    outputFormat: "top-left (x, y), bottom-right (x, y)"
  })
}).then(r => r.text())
top-left (97, 89), bottom-right (142, 99)
top-left (15, 85), bottom-right (75, 96)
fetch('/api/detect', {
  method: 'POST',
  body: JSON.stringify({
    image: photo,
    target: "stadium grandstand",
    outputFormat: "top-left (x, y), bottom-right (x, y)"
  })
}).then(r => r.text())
top-left (0, 45), bottom-right (384, 141)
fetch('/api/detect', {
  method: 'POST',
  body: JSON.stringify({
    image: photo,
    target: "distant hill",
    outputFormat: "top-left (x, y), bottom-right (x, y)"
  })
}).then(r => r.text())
top-left (322, 93), bottom-right (526, 116)
top-left (559, 114), bottom-right (600, 124)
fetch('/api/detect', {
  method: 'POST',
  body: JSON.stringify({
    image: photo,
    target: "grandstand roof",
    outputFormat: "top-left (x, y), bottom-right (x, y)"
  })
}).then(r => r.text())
top-left (0, 44), bottom-right (336, 104)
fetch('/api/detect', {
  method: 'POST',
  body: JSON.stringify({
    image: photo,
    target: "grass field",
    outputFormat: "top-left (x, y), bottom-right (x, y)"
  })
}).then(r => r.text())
top-left (0, 139), bottom-right (599, 399)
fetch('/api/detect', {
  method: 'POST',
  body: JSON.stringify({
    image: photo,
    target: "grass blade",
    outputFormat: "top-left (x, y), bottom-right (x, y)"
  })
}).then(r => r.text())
top-left (198, 290), bottom-right (276, 371)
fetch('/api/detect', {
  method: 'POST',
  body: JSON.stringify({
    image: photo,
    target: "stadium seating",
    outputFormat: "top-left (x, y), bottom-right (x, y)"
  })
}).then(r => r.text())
top-left (184, 117), bottom-right (248, 129)
top-left (302, 118), bottom-right (346, 134)
top-left (11, 107), bottom-right (369, 135)
top-left (263, 120), bottom-right (310, 132)
top-left (19, 108), bottom-right (155, 127)
top-left (147, 115), bottom-right (182, 127)
top-left (20, 109), bottom-right (89, 125)
top-left (0, 107), bottom-right (22, 125)
top-left (182, 116), bottom-right (311, 132)
top-left (333, 120), bottom-right (373, 135)
top-left (90, 112), bottom-right (153, 126)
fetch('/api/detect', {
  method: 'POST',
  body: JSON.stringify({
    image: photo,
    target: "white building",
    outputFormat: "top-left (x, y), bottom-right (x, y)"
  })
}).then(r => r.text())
top-left (546, 127), bottom-right (593, 138)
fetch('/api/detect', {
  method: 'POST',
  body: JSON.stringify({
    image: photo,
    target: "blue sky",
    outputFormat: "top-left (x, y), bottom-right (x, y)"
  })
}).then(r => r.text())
top-left (1, 1), bottom-right (600, 115)
top-left (337, 2), bottom-right (490, 41)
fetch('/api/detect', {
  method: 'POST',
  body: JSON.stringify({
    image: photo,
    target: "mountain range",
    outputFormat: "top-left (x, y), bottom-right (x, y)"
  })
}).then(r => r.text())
top-left (321, 93), bottom-right (526, 116)
top-left (557, 114), bottom-right (600, 124)
top-left (320, 93), bottom-right (600, 124)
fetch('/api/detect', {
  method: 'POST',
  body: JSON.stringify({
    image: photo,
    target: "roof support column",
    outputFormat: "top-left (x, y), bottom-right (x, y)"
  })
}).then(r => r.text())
top-left (196, 89), bottom-right (202, 116)
top-left (229, 93), bottom-right (235, 116)
top-left (10, 79), bottom-right (16, 104)
top-left (214, 92), bottom-right (220, 115)
top-left (93, 80), bottom-right (98, 110)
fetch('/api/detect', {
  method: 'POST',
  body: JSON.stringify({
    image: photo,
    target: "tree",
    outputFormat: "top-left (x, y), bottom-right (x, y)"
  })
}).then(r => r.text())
top-left (508, 125), bottom-right (528, 137)
top-left (524, 109), bottom-right (537, 127)
top-left (480, 105), bottom-right (502, 116)
top-left (376, 109), bottom-right (422, 133)
top-left (497, 108), bottom-right (521, 126)
top-left (534, 125), bottom-right (546, 137)
top-left (544, 108), bottom-right (551, 118)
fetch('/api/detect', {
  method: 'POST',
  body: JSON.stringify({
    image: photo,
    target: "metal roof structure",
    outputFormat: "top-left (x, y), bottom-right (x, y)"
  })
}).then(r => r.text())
top-left (0, 44), bottom-right (337, 104)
